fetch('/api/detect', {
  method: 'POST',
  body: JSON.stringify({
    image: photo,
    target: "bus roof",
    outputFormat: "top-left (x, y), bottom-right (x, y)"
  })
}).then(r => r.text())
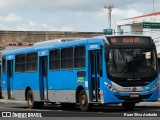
top-left (2, 35), bottom-right (152, 56)
top-left (33, 38), bottom-right (83, 46)
top-left (2, 37), bottom-right (104, 56)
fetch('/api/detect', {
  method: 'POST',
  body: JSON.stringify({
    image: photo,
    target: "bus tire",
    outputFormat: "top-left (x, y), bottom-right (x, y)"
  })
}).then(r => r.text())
top-left (79, 90), bottom-right (92, 112)
top-left (122, 102), bottom-right (135, 110)
top-left (27, 90), bottom-right (38, 109)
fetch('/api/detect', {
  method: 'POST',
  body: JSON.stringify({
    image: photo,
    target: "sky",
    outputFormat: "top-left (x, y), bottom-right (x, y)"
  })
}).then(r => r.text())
top-left (0, 0), bottom-right (160, 32)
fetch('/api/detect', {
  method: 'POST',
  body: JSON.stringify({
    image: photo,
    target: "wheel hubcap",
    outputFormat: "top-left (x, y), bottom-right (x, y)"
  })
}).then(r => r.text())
top-left (28, 95), bottom-right (32, 105)
top-left (81, 95), bottom-right (86, 106)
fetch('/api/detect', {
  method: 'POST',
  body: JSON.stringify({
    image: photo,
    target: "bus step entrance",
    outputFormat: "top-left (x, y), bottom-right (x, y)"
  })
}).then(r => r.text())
top-left (90, 50), bottom-right (102, 102)
top-left (92, 89), bottom-right (101, 102)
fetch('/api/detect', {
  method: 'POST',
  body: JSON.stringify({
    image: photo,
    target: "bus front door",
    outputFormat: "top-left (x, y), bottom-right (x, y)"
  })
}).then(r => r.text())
top-left (40, 57), bottom-right (48, 100)
top-left (7, 60), bottom-right (13, 99)
top-left (90, 50), bottom-right (102, 102)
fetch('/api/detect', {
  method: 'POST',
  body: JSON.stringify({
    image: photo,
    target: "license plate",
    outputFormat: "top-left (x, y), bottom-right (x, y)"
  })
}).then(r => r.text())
top-left (130, 94), bottom-right (139, 98)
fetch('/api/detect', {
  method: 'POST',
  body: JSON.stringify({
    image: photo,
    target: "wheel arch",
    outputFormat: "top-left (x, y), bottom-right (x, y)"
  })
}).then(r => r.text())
top-left (76, 85), bottom-right (85, 103)
top-left (25, 86), bottom-right (31, 101)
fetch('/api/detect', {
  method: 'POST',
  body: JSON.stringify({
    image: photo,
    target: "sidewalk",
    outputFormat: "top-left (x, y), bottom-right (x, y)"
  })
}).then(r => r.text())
top-left (0, 99), bottom-right (27, 104)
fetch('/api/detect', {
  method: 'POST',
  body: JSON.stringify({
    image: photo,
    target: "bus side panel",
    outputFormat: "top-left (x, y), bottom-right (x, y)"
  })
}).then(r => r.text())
top-left (13, 90), bottom-right (25, 101)
top-left (13, 72), bottom-right (41, 101)
top-left (74, 68), bottom-right (88, 102)
top-left (1, 74), bottom-right (8, 99)
top-left (48, 71), bottom-right (76, 102)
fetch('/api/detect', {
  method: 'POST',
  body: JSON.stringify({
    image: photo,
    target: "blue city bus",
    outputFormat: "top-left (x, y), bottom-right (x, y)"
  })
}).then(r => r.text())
top-left (0, 59), bottom-right (1, 98)
top-left (1, 35), bottom-right (159, 111)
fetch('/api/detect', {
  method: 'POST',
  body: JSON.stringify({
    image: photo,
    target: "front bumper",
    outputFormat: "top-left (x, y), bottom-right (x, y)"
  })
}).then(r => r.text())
top-left (103, 87), bottom-right (159, 103)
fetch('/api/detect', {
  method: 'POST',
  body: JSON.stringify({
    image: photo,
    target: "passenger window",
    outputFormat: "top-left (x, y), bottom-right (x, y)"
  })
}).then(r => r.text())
top-left (74, 46), bottom-right (86, 68)
top-left (15, 54), bottom-right (26, 72)
top-left (49, 49), bottom-right (60, 70)
top-left (27, 52), bottom-right (38, 71)
top-left (61, 47), bottom-right (73, 70)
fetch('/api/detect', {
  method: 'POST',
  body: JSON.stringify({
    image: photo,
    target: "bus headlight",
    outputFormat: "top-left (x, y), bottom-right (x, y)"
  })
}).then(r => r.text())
top-left (104, 82), bottom-right (117, 92)
top-left (151, 81), bottom-right (159, 90)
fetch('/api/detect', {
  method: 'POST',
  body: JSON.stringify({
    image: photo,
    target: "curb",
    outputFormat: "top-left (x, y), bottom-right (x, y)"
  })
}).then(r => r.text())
top-left (136, 102), bottom-right (160, 107)
top-left (0, 99), bottom-right (27, 104)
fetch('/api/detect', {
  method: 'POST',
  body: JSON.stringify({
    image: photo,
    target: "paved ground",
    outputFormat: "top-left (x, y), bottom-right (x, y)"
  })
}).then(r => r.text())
top-left (0, 99), bottom-right (160, 117)
top-left (0, 99), bottom-right (160, 107)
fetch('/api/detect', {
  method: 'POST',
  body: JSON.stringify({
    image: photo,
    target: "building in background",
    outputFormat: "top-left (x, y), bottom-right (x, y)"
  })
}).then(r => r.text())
top-left (0, 31), bottom-right (103, 57)
top-left (116, 11), bottom-right (160, 60)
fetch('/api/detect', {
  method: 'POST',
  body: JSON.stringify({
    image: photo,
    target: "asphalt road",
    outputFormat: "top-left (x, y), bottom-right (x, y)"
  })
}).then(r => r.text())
top-left (0, 102), bottom-right (160, 117)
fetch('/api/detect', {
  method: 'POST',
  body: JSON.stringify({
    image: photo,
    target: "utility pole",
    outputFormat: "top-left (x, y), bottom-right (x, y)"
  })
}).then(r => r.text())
top-left (104, 4), bottom-right (114, 29)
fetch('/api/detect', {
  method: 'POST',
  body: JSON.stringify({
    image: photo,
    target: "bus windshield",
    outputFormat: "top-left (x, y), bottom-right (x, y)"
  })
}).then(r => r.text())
top-left (106, 48), bottom-right (157, 78)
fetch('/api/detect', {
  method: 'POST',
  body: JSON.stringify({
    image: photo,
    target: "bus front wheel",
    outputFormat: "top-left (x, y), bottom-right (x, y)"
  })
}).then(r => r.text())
top-left (122, 102), bottom-right (135, 110)
top-left (79, 90), bottom-right (92, 112)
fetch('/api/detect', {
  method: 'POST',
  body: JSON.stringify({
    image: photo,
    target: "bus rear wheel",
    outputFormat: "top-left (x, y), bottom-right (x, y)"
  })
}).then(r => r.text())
top-left (122, 102), bottom-right (135, 110)
top-left (27, 90), bottom-right (44, 109)
top-left (79, 90), bottom-right (92, 112)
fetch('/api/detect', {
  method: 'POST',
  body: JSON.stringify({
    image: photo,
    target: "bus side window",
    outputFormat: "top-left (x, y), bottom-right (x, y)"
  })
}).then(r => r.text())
top-left (49, 49), bottom-right (60, 70)
top-left (8, 61), bottom-right (13, 77)
top-left (61, 47), bottom-right (73, 70)
top-left (98, 50), bottom-right (102, 77)
top-left (74, 46), bottom-right (86, 69)
top-left (2, 57), bottom-right (6, 73)
top-left (15, 54), bottom-right (26, 72)
top-left (77, 71), bottom-right (86, 77)
top-left (42, 58), bottom-right (47, 76)
top-left (27, 52), bottom-right (38, 71)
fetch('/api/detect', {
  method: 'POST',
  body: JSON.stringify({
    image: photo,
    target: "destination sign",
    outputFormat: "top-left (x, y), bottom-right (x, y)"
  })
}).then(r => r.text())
top-left (107, 36), bottom-right (152, 46)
